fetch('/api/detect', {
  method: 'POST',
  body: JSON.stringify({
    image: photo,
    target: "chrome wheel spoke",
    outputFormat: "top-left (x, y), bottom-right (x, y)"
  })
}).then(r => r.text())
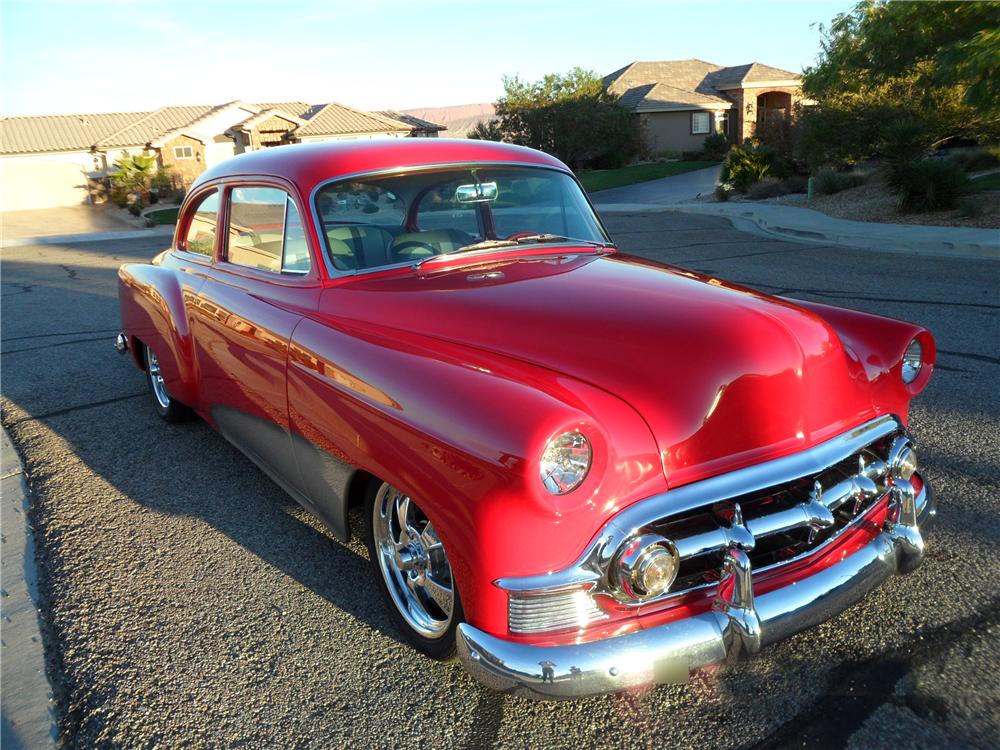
top-left (422, 574), bottom-right (453, 615)
top-left (372, 483), bottom-right (455, 639)
top-left (420, 523), bottom-right (443, 552)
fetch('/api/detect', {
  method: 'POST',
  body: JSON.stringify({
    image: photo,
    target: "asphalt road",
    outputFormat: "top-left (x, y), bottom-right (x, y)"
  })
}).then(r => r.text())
top-left (2, 212), bottom-right (998, 749)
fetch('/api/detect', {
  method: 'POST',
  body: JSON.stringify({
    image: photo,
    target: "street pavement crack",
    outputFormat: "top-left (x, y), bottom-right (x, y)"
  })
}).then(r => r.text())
top-left (2, 335), bottom-right (115, 355)
top-left (3, 328), bottom-right (120, 343)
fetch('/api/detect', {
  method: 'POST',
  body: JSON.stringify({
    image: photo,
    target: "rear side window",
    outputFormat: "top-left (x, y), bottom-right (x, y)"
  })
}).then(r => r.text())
top-left (183, 190), bottom-right (219, 255)
top-left (227, 187), bottom-right (311, 274)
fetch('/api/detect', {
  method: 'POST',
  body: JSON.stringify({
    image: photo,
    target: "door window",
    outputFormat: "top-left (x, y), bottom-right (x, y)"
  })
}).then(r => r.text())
top-left (183, 189), bottom-right (220, 256)
top-left (227, 187), bottom-right (311, 274)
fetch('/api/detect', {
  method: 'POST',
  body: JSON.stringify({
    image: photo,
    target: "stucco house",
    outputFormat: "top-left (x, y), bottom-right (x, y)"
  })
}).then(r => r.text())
top-left (604, 59), bottom-right (804, 154)
top-left (0, 101), bottom-right (444, 210)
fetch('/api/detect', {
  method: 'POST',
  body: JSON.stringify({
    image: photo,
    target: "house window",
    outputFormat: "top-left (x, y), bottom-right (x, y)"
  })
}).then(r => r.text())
top-left (691, 112), bottom-right (711, 135)
top-left (173, 145), bottom-right (194, 159)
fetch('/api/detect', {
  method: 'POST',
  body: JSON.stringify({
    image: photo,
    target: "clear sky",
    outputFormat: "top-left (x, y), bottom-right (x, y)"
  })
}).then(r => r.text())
top-left (0, 0), bottom-right (851, 116)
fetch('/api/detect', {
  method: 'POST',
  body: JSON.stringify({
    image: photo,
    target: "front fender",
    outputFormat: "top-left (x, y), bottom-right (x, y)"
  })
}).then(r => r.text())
top-left (786, 299), bottom-right (936, 426)
top-left (286, 314), bottom-right (665, 638)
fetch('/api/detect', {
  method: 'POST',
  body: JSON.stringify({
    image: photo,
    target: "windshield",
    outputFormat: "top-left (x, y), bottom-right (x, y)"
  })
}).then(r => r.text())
top-left (313, 166), bottom-right (609, 271)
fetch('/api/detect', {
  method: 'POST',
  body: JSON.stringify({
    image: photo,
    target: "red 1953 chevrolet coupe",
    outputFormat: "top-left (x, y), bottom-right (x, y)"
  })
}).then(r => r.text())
top-left (117, 139), bottom-right (935, 699)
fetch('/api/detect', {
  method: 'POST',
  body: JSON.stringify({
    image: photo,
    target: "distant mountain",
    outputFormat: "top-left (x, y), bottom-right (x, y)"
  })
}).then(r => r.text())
top-left (402, 103), bottom-right (495, 138)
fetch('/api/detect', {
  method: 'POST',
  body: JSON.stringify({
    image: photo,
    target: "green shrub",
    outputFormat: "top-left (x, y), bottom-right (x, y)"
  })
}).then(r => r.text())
top-left (703, 132), bottom-right (729, 160)
top-left (110, 185), bottom-right (130, 208)
top-left (721, 141), bottom-right (773, 191)
top-left (948, 147), bottom-right (1000, 173)
top-left (957, 196), bottom-right (984, 218)
top-left (814, 167), bottom-right (864, 195)
top-left (781, 175), bottom-right (809, 194)
top-left (896, 158), bottom-right (969, 212)
top-left (880, 119), bottom-right (931, 191)
top-left (714, 184), bottom-right (732, 202)
top-left (127, 202), bottom-right (142, 217)
top-left (653, 149), bottom-right (682, 161)
top-left (747, 178), bottom-right (785, 200)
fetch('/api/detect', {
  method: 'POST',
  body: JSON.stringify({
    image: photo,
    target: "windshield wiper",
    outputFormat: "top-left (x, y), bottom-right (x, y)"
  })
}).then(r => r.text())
top-left (414, 234), bottom-right (611, 268)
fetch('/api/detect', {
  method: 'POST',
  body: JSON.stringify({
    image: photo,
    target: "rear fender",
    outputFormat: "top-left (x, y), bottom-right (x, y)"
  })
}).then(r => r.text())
top-left (118, 262), bottom-right (204, 408)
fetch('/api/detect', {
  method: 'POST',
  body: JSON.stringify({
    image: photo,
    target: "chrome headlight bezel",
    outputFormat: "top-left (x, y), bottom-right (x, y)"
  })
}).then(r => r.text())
top-left (539, 430), bottom-right (592, 495)
top-left (901, 338), bottom-right (923, 384)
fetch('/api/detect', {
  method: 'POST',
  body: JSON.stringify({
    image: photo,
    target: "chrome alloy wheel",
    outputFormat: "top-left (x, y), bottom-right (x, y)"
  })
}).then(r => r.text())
top-left (372, 484), bottom-right (454, 638)
top-left (147, 347), bottom-right (171, 409)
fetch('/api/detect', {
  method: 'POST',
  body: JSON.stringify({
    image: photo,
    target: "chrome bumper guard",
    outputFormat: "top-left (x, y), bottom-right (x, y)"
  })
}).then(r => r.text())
top-left (457, 480), bottom-right (934, 700)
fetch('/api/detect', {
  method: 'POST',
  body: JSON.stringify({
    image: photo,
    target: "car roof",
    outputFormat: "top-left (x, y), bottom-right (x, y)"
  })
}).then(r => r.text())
top-left (192, 139), bottom-right (570, 196)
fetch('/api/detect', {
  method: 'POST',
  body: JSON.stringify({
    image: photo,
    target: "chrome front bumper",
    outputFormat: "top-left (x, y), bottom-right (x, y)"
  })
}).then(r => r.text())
top-left (457, 480), bottom-right (934, 700)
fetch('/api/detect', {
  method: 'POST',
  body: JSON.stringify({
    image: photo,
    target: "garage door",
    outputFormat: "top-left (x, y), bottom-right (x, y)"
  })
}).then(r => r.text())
top-left (0, 156), bottom-right (92, 210)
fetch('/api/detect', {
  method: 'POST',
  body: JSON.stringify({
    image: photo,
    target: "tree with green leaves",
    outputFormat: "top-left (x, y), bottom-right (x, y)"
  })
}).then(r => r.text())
top-left (805, 1), bottom-right (1000, 113)
top-left (110, 151), bottom-right (159, 203)
top-left (469, 67), bottom-right (642, 169)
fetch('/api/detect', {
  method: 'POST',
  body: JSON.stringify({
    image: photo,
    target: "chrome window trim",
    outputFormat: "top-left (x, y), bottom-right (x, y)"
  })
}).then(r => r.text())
top-left (496, 414), bottom-right (905, 597)
top-left (307, 161), bottom-right (614, 279)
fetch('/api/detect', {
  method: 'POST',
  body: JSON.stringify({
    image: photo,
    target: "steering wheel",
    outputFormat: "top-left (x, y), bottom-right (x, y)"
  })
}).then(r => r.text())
top-left (504, 231), bottom-right (537, 241)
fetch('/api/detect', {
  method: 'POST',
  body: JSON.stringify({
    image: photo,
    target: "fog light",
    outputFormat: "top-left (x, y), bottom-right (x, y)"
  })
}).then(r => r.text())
top-left (612, 534), bottom-right (679, 600)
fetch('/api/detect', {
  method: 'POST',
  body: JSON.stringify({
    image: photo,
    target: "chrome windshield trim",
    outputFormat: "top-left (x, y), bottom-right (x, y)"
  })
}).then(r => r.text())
top-left (307, 161), bottom-right (612, 279)
top-left (496, 414), bottom-right (904, 595)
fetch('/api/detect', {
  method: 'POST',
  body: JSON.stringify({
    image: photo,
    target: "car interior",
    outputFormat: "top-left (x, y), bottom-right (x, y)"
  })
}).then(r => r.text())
top-left (314, 167), bottom-right (606, 273)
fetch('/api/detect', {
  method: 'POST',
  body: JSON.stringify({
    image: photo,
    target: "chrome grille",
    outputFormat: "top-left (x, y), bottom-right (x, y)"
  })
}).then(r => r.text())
top-left (647, 434), bottom-right (896, 594)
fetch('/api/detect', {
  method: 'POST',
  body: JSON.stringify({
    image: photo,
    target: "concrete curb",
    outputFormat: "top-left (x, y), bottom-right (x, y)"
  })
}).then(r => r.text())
top-left (597, 202), bottom-right (1000, 260)
top-left (1, 428), bottom-right (59, 750)
top-left (1, 226), bottom-right (174, 249)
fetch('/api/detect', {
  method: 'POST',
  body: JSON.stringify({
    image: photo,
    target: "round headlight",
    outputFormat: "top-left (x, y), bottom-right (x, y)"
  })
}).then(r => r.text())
top-left (539, 431), bottom-right (592, 495)
top-left (901, 338), bottom-right (923, 384)
top-left (612, 534), bottom-right (679, 600)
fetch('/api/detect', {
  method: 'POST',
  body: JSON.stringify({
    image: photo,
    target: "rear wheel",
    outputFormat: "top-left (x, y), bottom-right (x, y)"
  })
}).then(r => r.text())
top-left (364, 480), bottom-right (462, 659)
top-left (144, 344), bottom-right (192, 423)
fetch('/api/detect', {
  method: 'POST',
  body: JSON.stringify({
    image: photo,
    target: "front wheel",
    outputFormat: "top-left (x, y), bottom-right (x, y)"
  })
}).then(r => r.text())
top-left (364, 481), bottom-right (463, 659)
top-left (144, 344), bottom-right (192, 423)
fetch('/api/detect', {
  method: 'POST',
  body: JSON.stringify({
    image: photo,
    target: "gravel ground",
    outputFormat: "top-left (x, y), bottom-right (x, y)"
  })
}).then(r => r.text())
top-left (770, 176), bottom-right (1000, 229)
top-left (2, 213), bottom-right (998, 749)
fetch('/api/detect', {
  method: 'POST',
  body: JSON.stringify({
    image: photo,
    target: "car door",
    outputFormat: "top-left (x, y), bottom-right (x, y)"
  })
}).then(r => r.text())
top-left (191, 181), bottom-right (322, 496)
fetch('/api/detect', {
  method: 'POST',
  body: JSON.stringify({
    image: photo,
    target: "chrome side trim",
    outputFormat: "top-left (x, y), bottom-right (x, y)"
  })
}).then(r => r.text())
top-left (497, 415), bottom-right (903, 596)
top-left (458, 481), bottom-right (933, 700)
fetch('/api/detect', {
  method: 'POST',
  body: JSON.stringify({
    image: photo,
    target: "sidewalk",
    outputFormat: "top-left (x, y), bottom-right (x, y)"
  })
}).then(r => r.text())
top-left (597, 201), bottom-right (999, 260)
top-left (1, 226), bottom-right (174, 249)
top-left (591, 164), bottom-right (722, 206)
top-left (1, 429), bottom-right (59, 750)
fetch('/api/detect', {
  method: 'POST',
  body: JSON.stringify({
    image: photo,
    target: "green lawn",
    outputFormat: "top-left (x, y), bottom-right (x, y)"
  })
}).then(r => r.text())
top-left (971, 172), bottom-right (1000, 191)
top-left (578, 161), bottom-right (720, 193)
top-left (145, 206), bottom-right (179, 225)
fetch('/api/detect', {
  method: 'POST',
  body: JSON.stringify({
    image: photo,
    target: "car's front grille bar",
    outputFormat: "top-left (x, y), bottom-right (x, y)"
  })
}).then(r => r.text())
top-left (499, 415), bottom-right (909, 634)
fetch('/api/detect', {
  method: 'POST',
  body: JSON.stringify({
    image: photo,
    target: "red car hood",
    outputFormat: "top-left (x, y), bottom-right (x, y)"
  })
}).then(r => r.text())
top-left (324, 250), bottom-right (878, 486)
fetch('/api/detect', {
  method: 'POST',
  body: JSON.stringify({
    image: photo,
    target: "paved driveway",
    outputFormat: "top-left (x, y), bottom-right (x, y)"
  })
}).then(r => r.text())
top-left (1, 206), bottom-right (134, 242)
top-left (1, 213), bottom-right (997, 749)
top-left (591, 164), bottom-right (722, 205)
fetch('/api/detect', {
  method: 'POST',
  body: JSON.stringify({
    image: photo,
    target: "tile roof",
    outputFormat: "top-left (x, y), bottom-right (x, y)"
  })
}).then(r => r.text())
top-left (295, 102), bottom-right (413, 137)
top-left (93, 105), bottom-right (219, 148)
top-left (605, 59), bottom-right (801, 112)
top-left (377, 111), bottom-right (446, 132)
top-left (711, 62), bottom-right (801, 88)
top-left (0, 111), bottom-right (149, 155)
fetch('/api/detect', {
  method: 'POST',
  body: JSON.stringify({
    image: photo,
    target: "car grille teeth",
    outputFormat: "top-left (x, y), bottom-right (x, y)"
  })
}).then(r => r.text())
top-left (651, 434), bottom-right (898, 594)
